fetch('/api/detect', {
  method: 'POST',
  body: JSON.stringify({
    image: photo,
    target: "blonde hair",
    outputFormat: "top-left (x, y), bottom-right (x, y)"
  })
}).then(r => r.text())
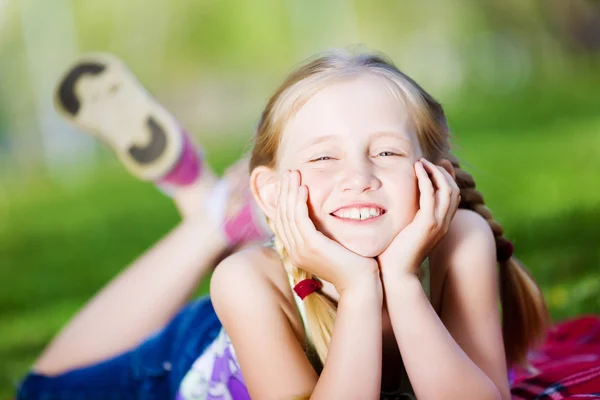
top-left (249, 50), bottom-right (549, 368)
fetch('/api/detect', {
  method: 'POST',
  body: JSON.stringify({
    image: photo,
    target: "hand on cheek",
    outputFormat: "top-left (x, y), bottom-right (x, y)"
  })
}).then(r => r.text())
top-left (274, 170), bottom-right (381, 294)
top-left (377, 158), bottom-right (460, 281)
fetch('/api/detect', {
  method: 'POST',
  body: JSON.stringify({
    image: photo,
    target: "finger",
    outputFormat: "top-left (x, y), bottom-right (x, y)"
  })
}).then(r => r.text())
top-left (435, 166), bottom-right (452, 221)
top-left (415, 161), bottom-right (435, 221)
top-left (422, 159), bottom-right (452, 195)
top-left (295, 184), bottom-right (314, 241)
top-left (286, 170), bottom-right (302, 248)
top-left (295, 183), bottom-right (321, 244)
top-left (282, 170), bottom-right (298, 249)
top-left (433, 166), bottom-right (453, 228)
top-left (276, 171), bottom-right (292, 251)
top-left (295, 183), bottom-right (338, 259)
top-left (439, 165), bottom-right (459, 193)
top-left (439, 167), bottom-right (461, 224)
top-left (274, 172), bottom-right (288, 249)
top-left (422, 159), bottom-right (452, 223)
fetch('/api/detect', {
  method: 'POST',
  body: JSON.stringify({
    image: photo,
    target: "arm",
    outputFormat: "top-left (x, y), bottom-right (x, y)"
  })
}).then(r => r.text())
top-left (211, 250), bottom-right (383, 400)
top-left (314, 272), bottom-right (383, 399)
top-left (383, 210), bottom-right (510, 400)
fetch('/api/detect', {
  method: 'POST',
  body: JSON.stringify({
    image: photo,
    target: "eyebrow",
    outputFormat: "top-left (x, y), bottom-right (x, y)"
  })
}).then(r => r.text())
top-left (370, 130), bottom-right (412, 143)
top-left (301, 131), bottom-right (411, 150)
top-left (300, 135), bottom-right (338, 150)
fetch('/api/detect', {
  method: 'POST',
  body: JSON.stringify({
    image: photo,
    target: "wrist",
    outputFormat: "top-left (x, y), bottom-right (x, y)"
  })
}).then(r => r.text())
top-left (337, 266), bottom-right (383, 303)
top-left (381, 270), bottom-right (422, 294)
top-left (380, 261), bottom-right (421, 283)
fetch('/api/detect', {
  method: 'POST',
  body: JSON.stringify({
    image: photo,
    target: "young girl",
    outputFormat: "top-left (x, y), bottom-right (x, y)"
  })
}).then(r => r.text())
top-left (17, 50), bottom-right (550, 399)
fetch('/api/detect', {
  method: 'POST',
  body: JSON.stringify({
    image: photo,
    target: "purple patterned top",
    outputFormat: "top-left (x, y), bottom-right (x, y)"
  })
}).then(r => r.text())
top-left (177, 327), bottom-right (250, 400)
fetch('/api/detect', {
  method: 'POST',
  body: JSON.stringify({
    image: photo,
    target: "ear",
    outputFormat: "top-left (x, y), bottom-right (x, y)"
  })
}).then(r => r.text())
top-left (437, 158), bottom-right (456, 180)
top-left (250, 166), bottom-right (280, 221)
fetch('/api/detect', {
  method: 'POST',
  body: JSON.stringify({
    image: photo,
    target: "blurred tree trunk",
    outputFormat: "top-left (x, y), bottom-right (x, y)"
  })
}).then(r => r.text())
top-left (18, 0), bottom-right (96, 178)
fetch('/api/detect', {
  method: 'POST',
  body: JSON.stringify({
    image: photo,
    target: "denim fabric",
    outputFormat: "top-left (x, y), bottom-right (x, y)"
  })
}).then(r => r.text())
top-left (16, 296), bottom-right (222, 400)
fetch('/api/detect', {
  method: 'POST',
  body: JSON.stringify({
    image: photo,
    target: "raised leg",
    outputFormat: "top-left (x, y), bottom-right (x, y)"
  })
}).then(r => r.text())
top-left (33, 215), bottom-right (227, 375)
top-left (33, 54), bottom-right (270, 375)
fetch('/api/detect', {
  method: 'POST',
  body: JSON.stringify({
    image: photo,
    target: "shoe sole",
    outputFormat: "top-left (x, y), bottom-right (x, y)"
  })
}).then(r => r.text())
top-left (53, 53), bottom-right (183, 181)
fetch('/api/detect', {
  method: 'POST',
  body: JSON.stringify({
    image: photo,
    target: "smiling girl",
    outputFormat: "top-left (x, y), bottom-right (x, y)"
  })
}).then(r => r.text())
top-left (18, 50), bottom-right (549, 400)
top-left (210, 51), bottom-right (548, 399)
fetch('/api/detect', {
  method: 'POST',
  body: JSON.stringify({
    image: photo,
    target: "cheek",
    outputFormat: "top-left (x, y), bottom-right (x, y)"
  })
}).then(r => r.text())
top-left (299, 170), bottom-right (333, 225)
top-left (389, 171), bottom-right (420, 224)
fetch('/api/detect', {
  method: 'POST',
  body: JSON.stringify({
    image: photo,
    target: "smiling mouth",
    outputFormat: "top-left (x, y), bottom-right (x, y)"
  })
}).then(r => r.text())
top-left (330, 206), bottom-right (386, 221)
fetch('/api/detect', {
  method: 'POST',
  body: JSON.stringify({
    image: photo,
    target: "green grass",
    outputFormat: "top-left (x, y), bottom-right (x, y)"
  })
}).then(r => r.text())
top-left (1, 106), bottom-right (599, 396)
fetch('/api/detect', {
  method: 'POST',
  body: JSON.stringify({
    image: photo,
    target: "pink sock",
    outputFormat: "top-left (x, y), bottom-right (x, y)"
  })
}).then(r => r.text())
top-left (158, 131), bottom-right (202, 186)
top-left (223, 200), bottom-right (271, 246)
top-left (206, 178), bottom-right (270, 247)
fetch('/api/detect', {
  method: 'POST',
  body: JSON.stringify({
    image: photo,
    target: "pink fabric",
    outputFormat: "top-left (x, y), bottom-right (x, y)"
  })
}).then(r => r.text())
top-left (223, 200), bottom-right (268, 247)
top-left (510, 315), bottom-right (600, 399)
top-left (158, 132), bottom-right (202, 186)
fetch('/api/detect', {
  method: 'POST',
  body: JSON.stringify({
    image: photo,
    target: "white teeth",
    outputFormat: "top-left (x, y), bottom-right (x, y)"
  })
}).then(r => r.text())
top-left (360, 208), bottom-right (369, 220)
top-left (334, 207), bottom-right (382, 220)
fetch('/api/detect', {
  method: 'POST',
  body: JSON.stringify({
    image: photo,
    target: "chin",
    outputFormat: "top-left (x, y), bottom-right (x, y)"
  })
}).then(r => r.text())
top-left (336, 235), bottom-right (390, 258)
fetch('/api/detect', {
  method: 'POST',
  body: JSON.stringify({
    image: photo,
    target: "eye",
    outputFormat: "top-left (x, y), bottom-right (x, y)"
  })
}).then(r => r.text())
top-left (310, 156), bottom-right (334, 162)
top-left (377, 151), bottom-right (398, 157)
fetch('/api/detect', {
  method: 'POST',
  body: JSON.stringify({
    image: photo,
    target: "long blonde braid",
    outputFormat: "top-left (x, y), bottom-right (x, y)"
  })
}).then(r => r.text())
top-left (446, 153), bottom-right (550, 366)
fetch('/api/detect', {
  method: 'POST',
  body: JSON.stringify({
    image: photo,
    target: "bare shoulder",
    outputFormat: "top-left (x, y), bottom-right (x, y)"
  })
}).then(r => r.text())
top-left (211, 245), bottom-right (282, 283)
top-left (210, 245), bottom-right (289, 311)
top-left (429, 209), bottom-right (497, 310)
top-left (433, 209), bottom-right (495, 263)
top-left (209, 244), bottom-right (306, 342)
top-left (452, 208), bottom-right (494, 234)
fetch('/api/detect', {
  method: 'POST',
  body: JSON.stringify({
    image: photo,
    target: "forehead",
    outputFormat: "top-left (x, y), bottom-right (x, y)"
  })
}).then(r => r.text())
top-left (280, 74), bottom-right (413, 154)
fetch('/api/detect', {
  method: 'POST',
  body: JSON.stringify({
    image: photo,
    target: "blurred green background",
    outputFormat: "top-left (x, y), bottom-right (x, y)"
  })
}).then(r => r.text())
top-left (1, 0), bottom-right (599, 396)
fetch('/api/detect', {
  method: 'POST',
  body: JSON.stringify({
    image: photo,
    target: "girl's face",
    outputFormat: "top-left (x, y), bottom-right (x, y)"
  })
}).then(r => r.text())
top-left (277, 74), bottom-right (423, 257)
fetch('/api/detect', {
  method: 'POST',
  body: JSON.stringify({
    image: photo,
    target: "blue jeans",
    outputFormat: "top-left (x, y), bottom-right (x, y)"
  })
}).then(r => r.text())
top-left (16, 296), bottom-right (222, 400)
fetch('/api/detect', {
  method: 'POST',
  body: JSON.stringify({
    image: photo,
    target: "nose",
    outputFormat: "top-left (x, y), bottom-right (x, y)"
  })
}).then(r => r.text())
top-left (336, 160), bottom-right (381, 193)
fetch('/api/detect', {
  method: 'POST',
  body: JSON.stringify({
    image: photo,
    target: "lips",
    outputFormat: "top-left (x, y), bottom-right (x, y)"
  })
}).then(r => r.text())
top-left (330, 204), bottom-right (386, 221)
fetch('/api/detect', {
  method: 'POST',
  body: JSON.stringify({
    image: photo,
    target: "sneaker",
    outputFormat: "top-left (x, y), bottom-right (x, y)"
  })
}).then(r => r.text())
top-left (53, 53), bottom-right (184, 181)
